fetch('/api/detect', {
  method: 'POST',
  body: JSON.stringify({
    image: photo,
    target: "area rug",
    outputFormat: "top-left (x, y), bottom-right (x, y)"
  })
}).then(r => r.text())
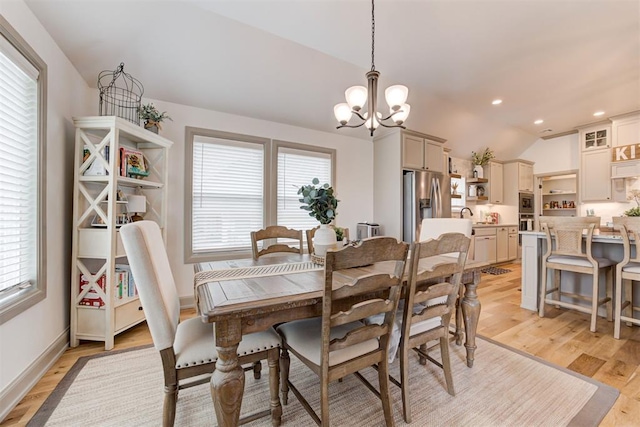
top-left (481, 266), bottom-right (512, 275)
top-left (29, 337), bottom-right (618, 427)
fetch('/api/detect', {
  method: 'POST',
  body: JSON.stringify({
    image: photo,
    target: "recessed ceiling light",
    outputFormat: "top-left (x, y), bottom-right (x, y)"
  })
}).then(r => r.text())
top-left (534, 119), bottom-right (544, 125)
top-left (593, 111), bottom-right (605, 117)
top-left (492, 99), bottom-right (502, 105)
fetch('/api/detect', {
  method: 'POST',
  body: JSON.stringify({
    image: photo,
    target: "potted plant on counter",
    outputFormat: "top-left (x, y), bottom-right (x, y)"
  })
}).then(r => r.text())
top-left (624, 189), bottom-right (640, 216)
top-left (471, 147), bottom-right (494, 179)
top-left (298, 178), bottom-right (339, 256)
top-left (138, 103), bottom-right (172, 134)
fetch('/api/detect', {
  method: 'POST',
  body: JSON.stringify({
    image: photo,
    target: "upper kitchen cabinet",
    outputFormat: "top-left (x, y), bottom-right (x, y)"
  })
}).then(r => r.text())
top-left (577, 121), bottom-right (613, 202)
top-left (373, 129), bottom-right (447, 240)
top-left (581, 149), bottom-right (611, 202)
top-left (611, 111), bottom-right (640, 147)
top-left (485, 161), bottom-right (504, 204)
top-left (402, 133), bottom-right (444, 173)
top-left (504, 160), bottom-right (534, 193)
top-left (579, 122), bottom-right (611, 151)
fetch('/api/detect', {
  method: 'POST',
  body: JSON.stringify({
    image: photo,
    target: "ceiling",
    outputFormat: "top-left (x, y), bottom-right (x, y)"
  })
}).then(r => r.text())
top-left (24, 0), bottom-right (640, 159)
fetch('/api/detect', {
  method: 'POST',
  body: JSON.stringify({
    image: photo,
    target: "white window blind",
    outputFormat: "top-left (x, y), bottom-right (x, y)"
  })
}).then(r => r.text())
top-left (277, 147), bottom-right (332, 231)
top-left (192, 136), bottom-right (264, 253)
top-left (0, 38), bottom-right (38, 293)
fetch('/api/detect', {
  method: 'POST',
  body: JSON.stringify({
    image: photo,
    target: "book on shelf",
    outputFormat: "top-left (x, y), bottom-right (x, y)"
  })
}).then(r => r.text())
top-left (79, 273), bottom-right (106, 307)
top-left (115, 264), bottom-right (137, 297)
top-left (83, 145), bottom-right (110, 176)
top-left (119, 147), bottom-right (149, 178)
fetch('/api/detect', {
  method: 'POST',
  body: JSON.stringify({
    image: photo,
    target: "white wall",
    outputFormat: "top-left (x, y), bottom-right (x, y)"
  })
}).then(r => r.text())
top-left (0, 0), bottom-right (93, 417)
top-left (102, 96), bottom-right (374, 300)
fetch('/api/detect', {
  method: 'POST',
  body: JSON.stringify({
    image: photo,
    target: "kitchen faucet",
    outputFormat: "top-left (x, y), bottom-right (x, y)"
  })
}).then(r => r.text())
top-left (460, 207), bottom-right (474, 219)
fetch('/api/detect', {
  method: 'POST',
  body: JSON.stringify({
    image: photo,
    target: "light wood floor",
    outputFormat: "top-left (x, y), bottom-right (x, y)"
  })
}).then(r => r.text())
top-left (2, 262), bottom-right (639, 426)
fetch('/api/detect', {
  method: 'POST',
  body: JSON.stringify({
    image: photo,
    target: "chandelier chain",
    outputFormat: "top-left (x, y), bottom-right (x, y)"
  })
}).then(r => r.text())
top-left (371, 0), bottom-right (375, 71)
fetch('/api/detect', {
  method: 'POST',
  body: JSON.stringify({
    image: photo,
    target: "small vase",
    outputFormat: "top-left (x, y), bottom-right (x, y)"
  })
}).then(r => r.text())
top-left (313, 224), bottom-right (337, 256)
top-left (473, 165), bottom-right (484, 179)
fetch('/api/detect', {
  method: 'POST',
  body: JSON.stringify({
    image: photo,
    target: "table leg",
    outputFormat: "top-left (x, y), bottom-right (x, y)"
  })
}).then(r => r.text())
top-left (211, 321), bottom-right (244, 427)
top-left (461, 268), bottom-right (481, 368)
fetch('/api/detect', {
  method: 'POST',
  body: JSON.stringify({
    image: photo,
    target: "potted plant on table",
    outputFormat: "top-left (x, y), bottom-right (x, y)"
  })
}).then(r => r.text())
top-left (298, 178), bottom-right (339, 256)
top-left (138, 103), bottom-right (172, 134)
top-left (471, 147), bottom-right (494, 179)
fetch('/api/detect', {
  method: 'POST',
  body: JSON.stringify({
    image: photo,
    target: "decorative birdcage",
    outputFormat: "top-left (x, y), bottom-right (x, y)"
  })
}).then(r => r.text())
top-left (97, 62), bottom-right (144, 125)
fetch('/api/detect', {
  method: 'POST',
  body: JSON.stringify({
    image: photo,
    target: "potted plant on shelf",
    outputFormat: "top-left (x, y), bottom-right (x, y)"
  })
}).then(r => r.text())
top-left (298, 178), bottom-right (339, 256)
top-left (138, 103), bottom-right (172, 134)
top-left (471, 147), bottom-right (495, 179)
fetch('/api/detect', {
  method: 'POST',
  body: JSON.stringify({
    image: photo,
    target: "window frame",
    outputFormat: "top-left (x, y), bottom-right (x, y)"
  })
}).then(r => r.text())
top-left (184, 129), bottom-right (336, 262)
top-left (184, 127), bottom-right (271, 263)
top-left (0, 15), bottom-right (48, 325)
top-left (271, 139), bottom-right (336, 229)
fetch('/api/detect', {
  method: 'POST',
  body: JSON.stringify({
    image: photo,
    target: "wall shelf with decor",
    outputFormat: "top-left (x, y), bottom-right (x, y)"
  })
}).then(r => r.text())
top-left (538, 172), bottom-right (578, 218)
top-left (70, 116), bottom-right (173, 350)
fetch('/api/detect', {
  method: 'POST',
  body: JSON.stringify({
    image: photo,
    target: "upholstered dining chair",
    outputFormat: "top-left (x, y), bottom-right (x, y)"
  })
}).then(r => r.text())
top-left (418, 218), bottom-right (472, 344)
top-left (251, 225), bottom-right (304, 260)
top-left (277, 237), bottom-right (409, 427)
top-left (612, 217), bottom-right (640, 339)
top-left (398, 232), bottom-right (470, 423)
top-left (120, 221), bottom-right (282, 427)
top-left (306, 225), bottom-right (350, 254)
top-left (538, 216), bottom-right (614, 333)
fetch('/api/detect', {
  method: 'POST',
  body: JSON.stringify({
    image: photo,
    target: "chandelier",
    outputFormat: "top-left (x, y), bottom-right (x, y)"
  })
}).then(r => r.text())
top-left (333, 0), bottom-right (410, 136)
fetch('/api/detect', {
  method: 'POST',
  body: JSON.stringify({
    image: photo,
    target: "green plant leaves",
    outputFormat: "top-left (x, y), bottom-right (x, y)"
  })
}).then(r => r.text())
top-left (298, 178), bottom-right (339, 225)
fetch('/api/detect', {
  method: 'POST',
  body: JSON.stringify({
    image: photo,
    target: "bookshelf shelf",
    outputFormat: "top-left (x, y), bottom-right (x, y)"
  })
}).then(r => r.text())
top-left (70, 116), bottom-right (173, 350)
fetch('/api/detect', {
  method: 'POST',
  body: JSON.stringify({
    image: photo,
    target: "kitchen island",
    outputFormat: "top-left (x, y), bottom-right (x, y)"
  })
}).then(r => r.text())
top-left (519, 229), bottom-right (627, 312)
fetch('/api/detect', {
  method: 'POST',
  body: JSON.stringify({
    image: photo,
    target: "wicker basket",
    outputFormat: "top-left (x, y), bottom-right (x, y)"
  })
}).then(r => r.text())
top-left (311, 253), bottom-right (325, 266)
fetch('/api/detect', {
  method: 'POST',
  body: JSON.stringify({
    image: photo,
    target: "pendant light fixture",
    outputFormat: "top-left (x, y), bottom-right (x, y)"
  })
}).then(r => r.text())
top-left (334, 0), bottom-right (410, 136)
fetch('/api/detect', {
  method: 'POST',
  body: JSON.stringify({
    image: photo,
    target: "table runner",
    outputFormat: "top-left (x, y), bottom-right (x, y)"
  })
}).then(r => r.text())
top-left (194, 261), bottom-right (323, 288)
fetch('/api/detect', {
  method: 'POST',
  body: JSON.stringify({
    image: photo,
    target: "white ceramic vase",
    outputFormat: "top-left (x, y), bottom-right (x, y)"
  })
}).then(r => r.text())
top-left (473, 165), bottom-right (484, 179)
top-left (313, 224), bottom-right (337, 256)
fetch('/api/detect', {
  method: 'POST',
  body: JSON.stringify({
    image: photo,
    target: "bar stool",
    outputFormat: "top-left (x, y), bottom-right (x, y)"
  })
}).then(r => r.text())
top-left (612, 217), bottom-right (640, 339)
top-left (538, 216), bottom-right (614, 332)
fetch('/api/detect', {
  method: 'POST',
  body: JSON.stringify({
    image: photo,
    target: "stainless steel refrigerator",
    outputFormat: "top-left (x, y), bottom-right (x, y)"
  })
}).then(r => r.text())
top-left (403, 170), bottom-right (451, 242)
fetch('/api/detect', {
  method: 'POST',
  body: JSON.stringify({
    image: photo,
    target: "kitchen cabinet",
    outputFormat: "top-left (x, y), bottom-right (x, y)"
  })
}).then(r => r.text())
top-left (580, 123), bottom-right (611, 151)
top-left (508, 227), bottom-right (518, 260)
top-left (402, 133), bottom-right (444, 172)
top-left (373, 129), bottom-right (447, 240)
top-left (473, 228), bottom-right (497, 264)
top-left (70, 116), bottom-right (172, 350)
top-left (504, 161), bottom-right (534, 192)
top-left (581, 149), bottom-right (611, 202)
top-left (486, 161), bottom-right (504, 204)
top-left (611, 112), bottom-right (640, 147)
top-left (540, 172), bottom-right (578, 217)
top-left (496, 226), bottom-right (509, 263)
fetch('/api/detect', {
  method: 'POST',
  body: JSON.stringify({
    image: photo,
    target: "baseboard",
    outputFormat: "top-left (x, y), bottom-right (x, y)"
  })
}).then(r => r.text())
top-left (0, 328), bottom-right (69, 423)
top-left (179, 295), bottom-right (195, 309)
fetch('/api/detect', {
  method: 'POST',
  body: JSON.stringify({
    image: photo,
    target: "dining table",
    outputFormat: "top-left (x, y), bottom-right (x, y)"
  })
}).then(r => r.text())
top-left (195, 253), bottom-right (489, 427)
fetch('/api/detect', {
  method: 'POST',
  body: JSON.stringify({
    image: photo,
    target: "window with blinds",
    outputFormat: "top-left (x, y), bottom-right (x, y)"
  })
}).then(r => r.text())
top-left (192, 136), bottom-right (265, 253)
top-left (186, 130), bottom-right (336, 261)
top-left (0, 17), bottom-right (47, 324)
top-left (277, 146), bottom-right (332, 231)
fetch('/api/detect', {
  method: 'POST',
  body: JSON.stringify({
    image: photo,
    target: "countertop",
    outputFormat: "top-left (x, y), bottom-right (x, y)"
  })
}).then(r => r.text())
top-left (472, 223), bottom-right (517, 228)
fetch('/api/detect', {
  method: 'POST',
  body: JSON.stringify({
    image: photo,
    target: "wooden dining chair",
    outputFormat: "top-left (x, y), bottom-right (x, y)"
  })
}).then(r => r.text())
top-left (418, 218), bottom-right (472, 345)
top-left (612, 217), bottom-right (640, 339)
top-left (398, 232), bottom-right (470, 423)
top-left (251, 225), bottom-right (303, 260)
top-left (306, 225), bottom-right (350, 254)
top-left (121, 221), bottom-right (282, 427)
top-left (538, 216), bottom-right (614, 333)
top-left (277, 237), bottom-right (409, 426)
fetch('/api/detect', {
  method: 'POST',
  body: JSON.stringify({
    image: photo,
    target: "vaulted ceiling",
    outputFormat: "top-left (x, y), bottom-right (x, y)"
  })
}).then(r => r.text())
top-left (25, 0), bottom-right (640, 159)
